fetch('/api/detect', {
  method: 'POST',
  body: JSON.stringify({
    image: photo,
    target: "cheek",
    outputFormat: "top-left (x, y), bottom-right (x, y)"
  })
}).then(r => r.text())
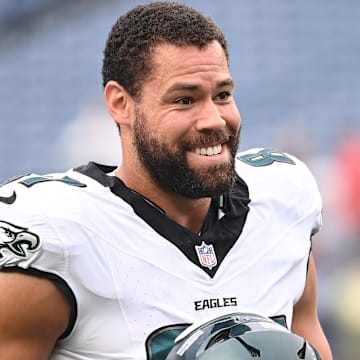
top-left (229, 107), bottom-right (241, 132)
top-left (163, 117), bottom-right (194, 143)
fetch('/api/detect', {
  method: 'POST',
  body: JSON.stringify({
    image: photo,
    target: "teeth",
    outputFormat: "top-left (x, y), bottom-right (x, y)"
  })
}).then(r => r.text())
top-left (195, 144), bottom-right (222, 156)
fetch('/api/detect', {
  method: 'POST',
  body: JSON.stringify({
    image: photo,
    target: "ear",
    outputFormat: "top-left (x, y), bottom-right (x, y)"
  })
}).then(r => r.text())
top-left (104, 80), bottom-right (133, 126)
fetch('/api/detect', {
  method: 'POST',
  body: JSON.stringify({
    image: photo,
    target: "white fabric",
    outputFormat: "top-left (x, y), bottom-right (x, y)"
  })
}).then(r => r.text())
top-left (0, 148), bottom-right (322, 360)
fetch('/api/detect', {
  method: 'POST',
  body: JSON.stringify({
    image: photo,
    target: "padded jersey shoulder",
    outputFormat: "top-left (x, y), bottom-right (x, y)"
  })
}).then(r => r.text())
top-left (0, 165), bottom-right (118, 270)
top-left (235, 148), bottom-right (322, 233)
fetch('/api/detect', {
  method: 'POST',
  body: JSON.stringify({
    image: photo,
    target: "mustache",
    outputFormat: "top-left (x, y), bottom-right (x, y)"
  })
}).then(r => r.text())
top-left (181, 128), bottom-right (238, 149)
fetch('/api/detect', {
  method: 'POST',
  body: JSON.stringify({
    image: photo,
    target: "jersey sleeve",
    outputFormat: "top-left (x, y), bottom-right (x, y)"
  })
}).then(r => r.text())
top-left (0, 175), bottom-right (70, 276)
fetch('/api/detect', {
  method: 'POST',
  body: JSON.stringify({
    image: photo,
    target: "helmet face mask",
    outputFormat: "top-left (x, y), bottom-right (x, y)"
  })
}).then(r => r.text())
top-left (165, 313), bottom-right (322, 360)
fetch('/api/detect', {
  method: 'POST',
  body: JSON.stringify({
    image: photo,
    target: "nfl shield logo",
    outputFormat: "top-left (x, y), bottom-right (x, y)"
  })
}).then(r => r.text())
top-left (195, 241), bottom-right (217, 270)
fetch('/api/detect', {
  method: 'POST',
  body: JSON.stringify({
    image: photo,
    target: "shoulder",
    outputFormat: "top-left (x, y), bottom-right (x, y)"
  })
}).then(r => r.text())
top-left (236, 148), bottom-right (319, 189)
top-left (0, 164), bottom-right (116, 218)
top-left (0, 165), bottom-right (115, 270)
top-left (0, 170), bottom-right (84, 227)
top-left (235, 148), bottom-right (322, 214)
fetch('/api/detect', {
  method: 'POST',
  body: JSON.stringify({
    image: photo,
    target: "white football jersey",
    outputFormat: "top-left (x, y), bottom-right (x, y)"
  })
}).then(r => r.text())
top-left (0, 148), bottom-right (322, 359)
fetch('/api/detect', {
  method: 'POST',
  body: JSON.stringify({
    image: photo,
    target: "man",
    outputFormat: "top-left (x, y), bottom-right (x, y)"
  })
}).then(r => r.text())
top-left (0, 2), bottom-right (332, 359)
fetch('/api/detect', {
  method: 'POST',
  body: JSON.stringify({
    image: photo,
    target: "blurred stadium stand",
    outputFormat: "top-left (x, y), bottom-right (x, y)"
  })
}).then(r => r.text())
top-left (0, 0), bottom-right (359, 180)
top-left (0, 1), bottom-right (360, 357)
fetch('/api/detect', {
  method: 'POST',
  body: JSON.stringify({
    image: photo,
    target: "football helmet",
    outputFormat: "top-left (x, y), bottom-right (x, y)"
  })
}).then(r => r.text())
top-left (165, 312), bottom-right (322, 359)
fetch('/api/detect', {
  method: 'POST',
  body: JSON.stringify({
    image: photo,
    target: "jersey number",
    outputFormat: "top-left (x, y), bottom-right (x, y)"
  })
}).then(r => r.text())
top-left (20, 175), bottom-right (86, 188)
top-left (237, 149), bottom-right (295, 167)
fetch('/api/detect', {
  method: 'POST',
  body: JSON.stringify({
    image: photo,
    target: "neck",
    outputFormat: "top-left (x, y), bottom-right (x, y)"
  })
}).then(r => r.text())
top-left (161, 195), bottom-right (212, 234)
top-left (115, 165), bottom-right (211, 233)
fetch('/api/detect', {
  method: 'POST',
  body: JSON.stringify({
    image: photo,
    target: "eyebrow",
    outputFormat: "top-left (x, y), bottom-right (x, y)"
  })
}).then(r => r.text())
top-left (166, 78), bottom-right (234, 95)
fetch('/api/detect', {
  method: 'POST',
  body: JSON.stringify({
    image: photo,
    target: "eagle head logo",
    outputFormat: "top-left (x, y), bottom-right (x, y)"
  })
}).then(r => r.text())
top-left (0, 220), bottom-right (41, 267)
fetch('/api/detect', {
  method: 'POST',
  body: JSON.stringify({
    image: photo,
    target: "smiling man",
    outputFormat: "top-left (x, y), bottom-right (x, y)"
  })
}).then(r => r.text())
top-left (107, 40), bottom-right (240, 219)
top-left (0, 2), bottom-right (332, 359)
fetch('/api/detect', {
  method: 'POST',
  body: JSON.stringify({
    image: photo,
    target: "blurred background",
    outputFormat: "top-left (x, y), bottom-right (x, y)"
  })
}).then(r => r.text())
top-left (0, 0), bottom-right (359, 357)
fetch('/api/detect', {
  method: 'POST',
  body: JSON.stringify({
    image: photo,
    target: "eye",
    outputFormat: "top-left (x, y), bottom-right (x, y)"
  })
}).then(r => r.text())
top-left (175, 97), bottom-right (193, 105)
top-left (215, 92), bottom-right (231, 101)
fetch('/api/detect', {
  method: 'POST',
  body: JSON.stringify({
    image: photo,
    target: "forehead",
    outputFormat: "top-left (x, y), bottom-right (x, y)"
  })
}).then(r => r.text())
top-left (147, 41), bottom-right (231, 89)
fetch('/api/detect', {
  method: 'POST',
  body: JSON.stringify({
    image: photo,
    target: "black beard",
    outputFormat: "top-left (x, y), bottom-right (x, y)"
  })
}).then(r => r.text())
top-left (133, 109), bottom-right (239, 199)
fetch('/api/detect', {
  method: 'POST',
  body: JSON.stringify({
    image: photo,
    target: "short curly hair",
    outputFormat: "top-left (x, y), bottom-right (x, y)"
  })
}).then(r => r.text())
top-left (102, 1), bottom-right (229, 99)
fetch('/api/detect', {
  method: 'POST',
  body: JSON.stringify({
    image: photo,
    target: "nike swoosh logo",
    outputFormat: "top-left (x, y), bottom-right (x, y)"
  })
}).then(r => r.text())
top-left (0, 191), bottom-right (17, 205)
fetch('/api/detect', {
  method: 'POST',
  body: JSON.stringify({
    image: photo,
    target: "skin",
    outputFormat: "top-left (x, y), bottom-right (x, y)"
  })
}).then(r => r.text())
top-left (106, 41), bottom-right (240, 233)
top-left (292, 254), bottom-right (333, 359)
top-left (0, 272), bottom-right (70, 359)
top-left (0, 41), bottom-right (332, 359)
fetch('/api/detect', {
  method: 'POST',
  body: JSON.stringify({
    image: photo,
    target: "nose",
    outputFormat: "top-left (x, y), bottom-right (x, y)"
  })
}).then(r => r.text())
top-left (194, 100), bottom-right (226, 131)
